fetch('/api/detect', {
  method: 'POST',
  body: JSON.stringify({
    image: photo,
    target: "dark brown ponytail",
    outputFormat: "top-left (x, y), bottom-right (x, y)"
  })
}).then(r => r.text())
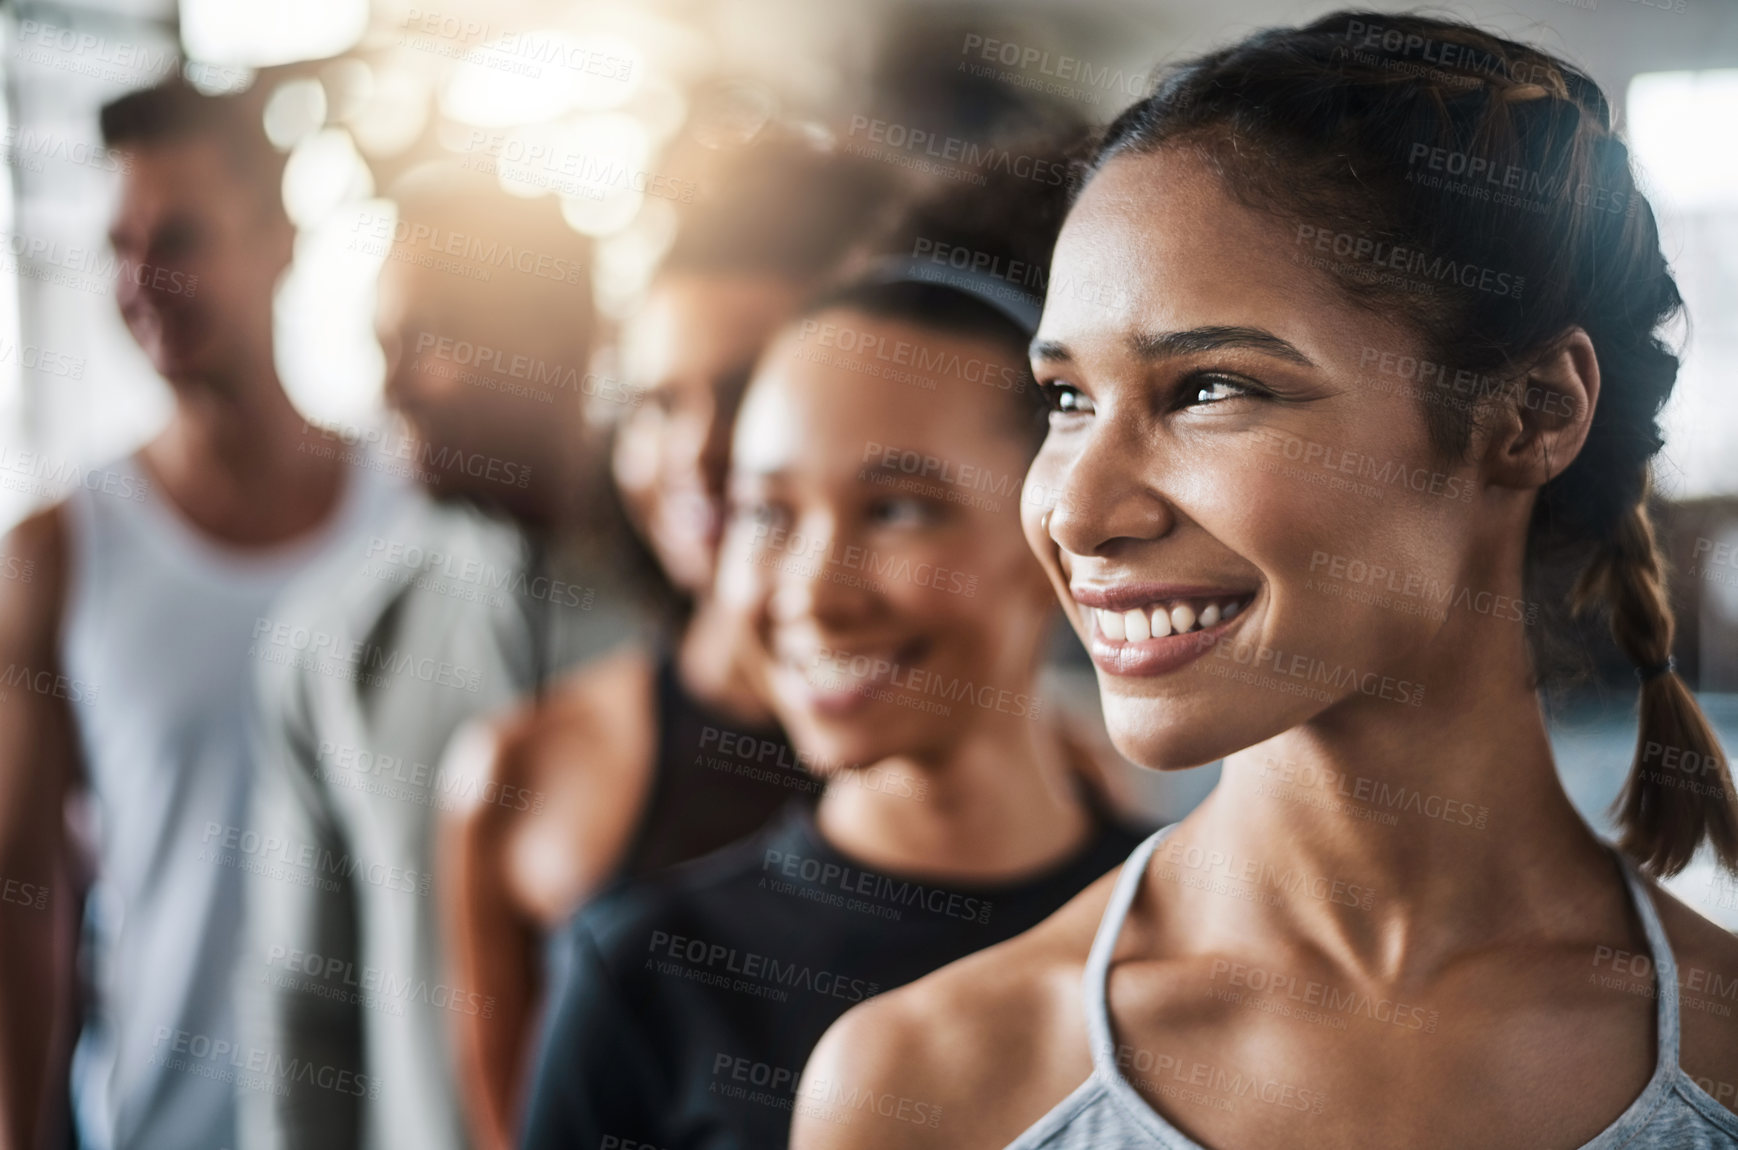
top-left (1084, 9), bottom-right (1738, 875)
top-left (1574, 483), bottom-right (1738, 875)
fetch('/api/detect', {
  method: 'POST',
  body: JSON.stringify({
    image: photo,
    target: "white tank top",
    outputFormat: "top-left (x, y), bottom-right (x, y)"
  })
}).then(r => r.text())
top-left (1005, 825), bottom-right (1738, 1149)
top-left (60, 453), bottom-right (399, 1150)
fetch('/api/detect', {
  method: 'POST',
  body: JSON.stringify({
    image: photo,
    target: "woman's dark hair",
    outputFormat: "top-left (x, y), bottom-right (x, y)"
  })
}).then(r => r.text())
top-left (1083, 10), bottom-right (1734, 876)
top-left (806, 139), bottom-right (1084, 452)
top-left (660, 131), bottom-right (903, 281)
top-left (614, 133), bottom-right (907, 628)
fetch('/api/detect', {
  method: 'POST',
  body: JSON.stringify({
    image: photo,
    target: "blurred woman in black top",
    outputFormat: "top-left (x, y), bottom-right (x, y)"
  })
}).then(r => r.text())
top-left (520, 157), bottom-right (1151, 1150)
top-left (440, 136), bottom-right (901, 1150)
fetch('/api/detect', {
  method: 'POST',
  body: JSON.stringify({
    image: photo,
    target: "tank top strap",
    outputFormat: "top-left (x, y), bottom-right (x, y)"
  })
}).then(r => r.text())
top-left (59, 453), bottom-right (149, 626)
top-left (60, 462), bottom-right (100, 638)
top-left (1612, 846), bottom-right (1681, 1075)
top-left (1084, 823), bottom-right (1179, 1069)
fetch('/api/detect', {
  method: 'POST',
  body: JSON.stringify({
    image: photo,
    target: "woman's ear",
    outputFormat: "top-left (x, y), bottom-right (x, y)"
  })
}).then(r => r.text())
top-left (1482, 329), bottom-right (1601, 491)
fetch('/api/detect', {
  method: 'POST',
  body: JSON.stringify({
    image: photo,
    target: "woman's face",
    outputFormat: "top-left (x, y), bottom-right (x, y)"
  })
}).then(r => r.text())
top-left (612, 272), bottom-right (806, 595)
top-left (1024, 148), bottom-right (1504, 771)
top-left (720, 308), bottom-right (1056, 773)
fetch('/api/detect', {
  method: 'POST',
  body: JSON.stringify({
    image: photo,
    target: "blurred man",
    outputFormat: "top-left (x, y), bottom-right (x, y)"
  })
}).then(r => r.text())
top-left (235, 166), bottom-right (641, 1150)
top-left (0, 77), bottom-right (401, 1150)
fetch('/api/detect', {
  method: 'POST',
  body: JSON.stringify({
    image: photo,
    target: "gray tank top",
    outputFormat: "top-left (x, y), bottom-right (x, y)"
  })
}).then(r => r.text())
top-left (1005, 825), bottom-right (1738, 1149)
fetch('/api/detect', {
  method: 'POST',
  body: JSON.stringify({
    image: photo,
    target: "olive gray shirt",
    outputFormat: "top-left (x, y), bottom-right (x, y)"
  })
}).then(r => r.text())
top-left (235, 490), bottom-right (643, 1150)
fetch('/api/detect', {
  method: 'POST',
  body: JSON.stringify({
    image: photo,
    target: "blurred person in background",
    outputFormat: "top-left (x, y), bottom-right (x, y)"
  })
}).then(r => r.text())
top-left (519, 159), bottom-right (1150, 1150)
top-left (796, 13), bottom-right (1738, 1150)
top-left (0, 76), bottom-right (401, 1150)
top-left (236, 168), bottom-right (639, 1150)
top-left (437, 137), bottom-right (901, 1150)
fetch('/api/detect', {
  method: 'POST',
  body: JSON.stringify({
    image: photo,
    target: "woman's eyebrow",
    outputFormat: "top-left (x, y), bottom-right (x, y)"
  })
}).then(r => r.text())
top-left (1129, 325), bottom-right (1317, 367)
top-left (1030, 338), bottom-right (1070, 363)
top-left (1030, 327), bottom-right (1317, 368)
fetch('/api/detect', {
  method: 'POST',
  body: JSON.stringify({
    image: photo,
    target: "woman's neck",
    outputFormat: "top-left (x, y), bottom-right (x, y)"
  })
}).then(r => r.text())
top-left (814, 710), bottom-right (1096, 883)
top-left (1175, 616), bottom-right (1623, 981)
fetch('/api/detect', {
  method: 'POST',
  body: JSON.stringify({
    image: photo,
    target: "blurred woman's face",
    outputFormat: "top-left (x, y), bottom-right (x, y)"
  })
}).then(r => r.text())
top-left (720, 308), bottom-right (1056, 773)
top-left (1024, 148), bottom-right (1499, 771)
top-left (612, 272), bottom-right (806, 595)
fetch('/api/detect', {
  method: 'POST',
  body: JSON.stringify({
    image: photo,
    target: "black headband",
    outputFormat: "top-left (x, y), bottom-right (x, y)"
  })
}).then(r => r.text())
top-left (861, 256), bottom-right (1044, 337)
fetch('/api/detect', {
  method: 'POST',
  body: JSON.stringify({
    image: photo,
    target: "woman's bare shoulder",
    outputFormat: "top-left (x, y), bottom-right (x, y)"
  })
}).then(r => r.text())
top-left (435, 648), bottom-right (657, 837)
top-left (481, 648), bottom-right (658, 788)
top-left (792, 865), bottom-right (1126, 1150)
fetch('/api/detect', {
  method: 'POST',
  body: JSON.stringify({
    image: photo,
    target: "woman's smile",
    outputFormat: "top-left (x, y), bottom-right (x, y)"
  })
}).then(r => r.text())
top-left (1071, 582), bottom-right (1258, 676)
top-left (773, 635), bottom-right (936, 718)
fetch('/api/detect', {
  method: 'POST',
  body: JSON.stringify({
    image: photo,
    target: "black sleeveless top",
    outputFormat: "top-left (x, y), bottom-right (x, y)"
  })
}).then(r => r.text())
top-left (613, 651), bottom-right (815, 881)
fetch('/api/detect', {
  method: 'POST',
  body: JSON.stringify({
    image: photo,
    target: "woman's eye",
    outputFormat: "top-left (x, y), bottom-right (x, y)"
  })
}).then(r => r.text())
top-left (729, 499), bottom-right (786, 532)
top-left (1186, 374), bottom-right (1260, 407)
top-left (1039, 381), bottom-right (1094, 416)
top-left (868, 497), bottom-right (935, 528)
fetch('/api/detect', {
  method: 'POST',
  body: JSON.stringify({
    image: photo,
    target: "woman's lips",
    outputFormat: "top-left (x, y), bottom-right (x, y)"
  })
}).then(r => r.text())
top-left (1077, 590), bottom-right (1256, 677)
top-left (648, 489), bottom-right (723, 586)
top-left (659, 488), bottom-right (722, 548)
top-left (777, 637), bottom-right (930, 718)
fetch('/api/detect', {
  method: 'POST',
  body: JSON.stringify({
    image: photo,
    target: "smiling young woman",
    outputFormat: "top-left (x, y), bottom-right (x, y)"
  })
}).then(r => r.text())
top-left (517, 159), bottom-right (1151, 1150)
top-left (792, 11), bottom-right (1738, 1150)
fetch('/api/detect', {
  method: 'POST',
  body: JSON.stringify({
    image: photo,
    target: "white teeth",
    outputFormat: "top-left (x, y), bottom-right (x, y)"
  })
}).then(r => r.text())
top-left (1092, 596), bottom-right (1250, 641)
